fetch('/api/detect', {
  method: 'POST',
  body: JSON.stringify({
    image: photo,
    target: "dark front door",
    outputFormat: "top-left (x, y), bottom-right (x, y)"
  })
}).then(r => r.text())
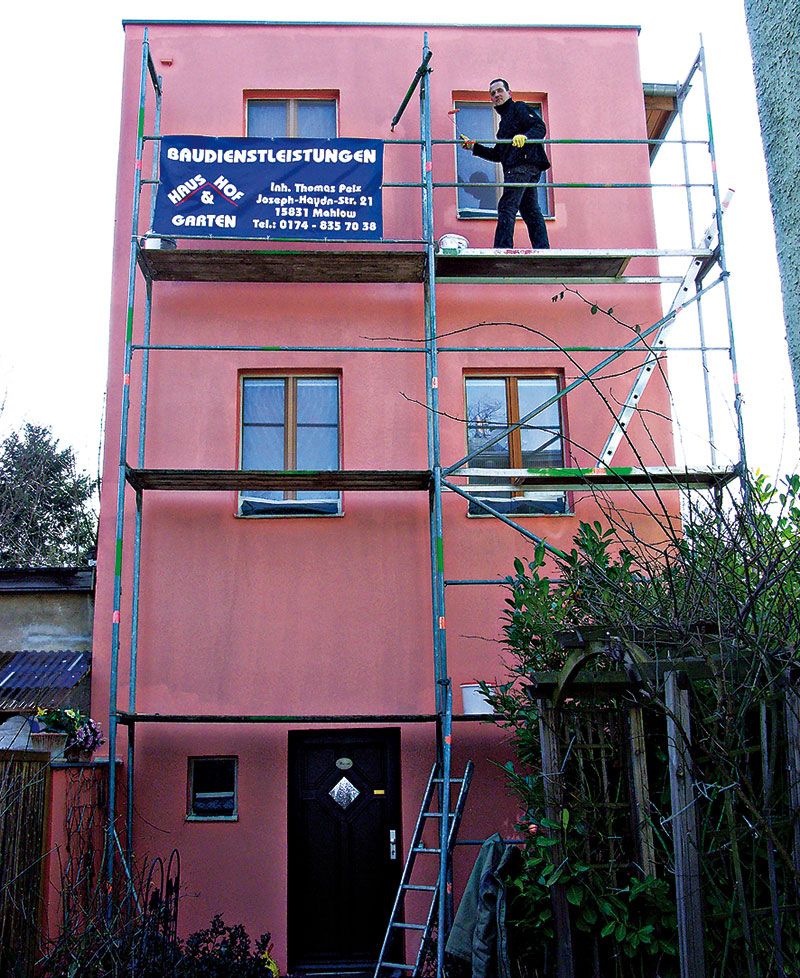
top-left (288, 729), bottom-right (402, 974)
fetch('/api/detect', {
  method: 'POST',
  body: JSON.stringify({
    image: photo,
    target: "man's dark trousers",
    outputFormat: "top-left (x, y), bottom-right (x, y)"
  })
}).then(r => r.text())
top-left (495, 164), bottom-right (549, 248)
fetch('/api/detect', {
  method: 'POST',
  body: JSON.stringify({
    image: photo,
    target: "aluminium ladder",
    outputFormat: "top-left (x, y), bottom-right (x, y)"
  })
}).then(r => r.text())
top-left (374, 761), bottom-right (474, 978)
top-left (598, 192), bottom-right (734, 466)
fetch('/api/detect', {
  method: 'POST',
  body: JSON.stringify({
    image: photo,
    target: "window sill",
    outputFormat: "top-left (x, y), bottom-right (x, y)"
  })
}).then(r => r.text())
top-left (186, 814), bottom-right (239, 822)
top-left (235, 510), bottom-right (344, 519)
top-left (455, 213), bottom-right (555, 222)
top-left (466, 509), bottom-right (573, 519)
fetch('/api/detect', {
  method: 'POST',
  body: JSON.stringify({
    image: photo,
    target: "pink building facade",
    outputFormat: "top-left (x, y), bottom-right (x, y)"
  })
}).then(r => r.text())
top-left (93, 20), bottom-right (698, 974)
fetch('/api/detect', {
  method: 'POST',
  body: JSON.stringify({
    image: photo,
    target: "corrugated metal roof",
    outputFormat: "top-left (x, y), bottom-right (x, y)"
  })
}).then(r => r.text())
top-left (0, 649), bottom-right (91, 711)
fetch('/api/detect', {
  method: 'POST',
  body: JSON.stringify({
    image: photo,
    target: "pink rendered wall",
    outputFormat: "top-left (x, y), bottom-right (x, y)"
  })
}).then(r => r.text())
top-left (93, 21), bottom-right (679, 959)
top-left (40, 763), bottom-right (111, 943)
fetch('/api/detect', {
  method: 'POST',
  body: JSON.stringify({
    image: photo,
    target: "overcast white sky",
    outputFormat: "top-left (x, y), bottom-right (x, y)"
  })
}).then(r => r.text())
top-left (2, 1), bottom-right (797, 484)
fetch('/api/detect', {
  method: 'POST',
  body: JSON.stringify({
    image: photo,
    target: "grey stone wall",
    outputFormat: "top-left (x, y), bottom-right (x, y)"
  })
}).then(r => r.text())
top-left (0, 591), bottom-right (94, 650)
top-left (0, 569), bottom-right (94, 651)
top-left (743, 0), bottom-right (800, 431)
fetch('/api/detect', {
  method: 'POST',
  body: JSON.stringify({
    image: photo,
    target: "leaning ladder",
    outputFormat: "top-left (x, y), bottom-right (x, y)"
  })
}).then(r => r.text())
top-left (374, 760), bottom-right (474, 978)
top-left (598, 191), bottom-right (734, 466)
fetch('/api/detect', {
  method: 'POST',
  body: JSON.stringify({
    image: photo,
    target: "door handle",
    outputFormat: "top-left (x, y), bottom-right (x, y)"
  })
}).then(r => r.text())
top-left (389, 829), bottom-right (397, 860)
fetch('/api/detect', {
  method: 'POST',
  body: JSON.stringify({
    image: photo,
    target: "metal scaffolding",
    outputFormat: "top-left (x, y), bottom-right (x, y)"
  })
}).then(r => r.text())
top-left (104, 28), bottom-right (745, 976)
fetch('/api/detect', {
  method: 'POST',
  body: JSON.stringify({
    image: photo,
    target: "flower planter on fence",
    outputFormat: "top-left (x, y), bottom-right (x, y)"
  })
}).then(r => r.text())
top-left (30, 731), bottom-right (68, 759)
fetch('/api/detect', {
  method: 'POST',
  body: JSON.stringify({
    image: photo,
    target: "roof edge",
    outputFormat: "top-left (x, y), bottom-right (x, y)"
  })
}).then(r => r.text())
top-left (642, 83), bottom-right (680, 97)
top-left (122, 20), bottom-right (641, 32)
top-left (0, 567), bottom-right (95, 593)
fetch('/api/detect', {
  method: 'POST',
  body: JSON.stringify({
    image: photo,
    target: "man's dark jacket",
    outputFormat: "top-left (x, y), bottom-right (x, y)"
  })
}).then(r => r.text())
top-left (445, 833), bottom-right (524, 978)
top-left (472, 98), bottom-right (551, 173)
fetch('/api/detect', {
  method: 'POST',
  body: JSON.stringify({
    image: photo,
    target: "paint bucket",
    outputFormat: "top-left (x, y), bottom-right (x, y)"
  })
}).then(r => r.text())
top-left (460, 683), bottom-right (494, 714)
top-left (437, 233), bottom-right (469, 253)
top-left (143, 236), bottom-right (177, 250)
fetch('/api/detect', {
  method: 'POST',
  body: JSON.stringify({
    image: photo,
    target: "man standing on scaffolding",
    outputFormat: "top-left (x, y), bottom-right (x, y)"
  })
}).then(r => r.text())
top-left (461, 79), bottom-right (551, 249)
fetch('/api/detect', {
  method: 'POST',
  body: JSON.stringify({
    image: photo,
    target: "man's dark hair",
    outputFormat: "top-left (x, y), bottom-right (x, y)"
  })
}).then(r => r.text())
top-left (489, 78), bottom-right (510, 92)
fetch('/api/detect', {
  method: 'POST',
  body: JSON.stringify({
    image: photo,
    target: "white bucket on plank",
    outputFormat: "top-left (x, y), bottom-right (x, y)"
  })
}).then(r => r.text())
top-left (438, 233), bottom-right (469, 253)
top-left (460, 683), bottom-right (494, 714)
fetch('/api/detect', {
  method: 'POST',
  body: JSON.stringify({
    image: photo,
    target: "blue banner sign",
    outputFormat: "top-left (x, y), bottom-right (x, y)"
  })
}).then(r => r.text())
top-left (152, 136), bottom-right (384, 241)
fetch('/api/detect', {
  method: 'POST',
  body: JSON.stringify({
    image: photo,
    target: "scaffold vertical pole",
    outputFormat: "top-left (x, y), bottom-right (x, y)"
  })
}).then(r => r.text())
top-left (420, 36), bottom-right (447, 730)
top-left (677, 62), bottom-right (717, 465)
top-left (126, 485), bottom-right (142, 869)
top-left (127, 73), bottom-right (162, 869)
top-left (418, 34), bottom-right (452, 976)
top-left (106, 27), bottom-right (152, 896)
top-left (126, 281), bottom-right (151, 868)
top-left (420, 46), bottom-right (440, 711)
top-left (699, 39), bottom-right (748, 483)
top-left (438, 680), bottom-right (453, 976)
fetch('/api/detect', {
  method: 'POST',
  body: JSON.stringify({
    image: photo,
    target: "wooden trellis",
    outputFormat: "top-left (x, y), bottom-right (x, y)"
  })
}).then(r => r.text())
top-left (524, 629), bottom-right (800, 978)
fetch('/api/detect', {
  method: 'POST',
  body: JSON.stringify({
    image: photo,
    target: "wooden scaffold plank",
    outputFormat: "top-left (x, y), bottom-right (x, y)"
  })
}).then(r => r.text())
top-left (137, 246), bottom-right (427, 283)
top-left (125, 467), bottom-right (432, 493)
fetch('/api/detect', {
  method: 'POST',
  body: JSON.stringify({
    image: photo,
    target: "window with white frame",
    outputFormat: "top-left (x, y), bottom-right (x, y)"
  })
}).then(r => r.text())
top-left (454, 101), bottom-right (552, 219)
top-left (247, 98), bottom-right (337, 138)
top-left (188, 757), bottom-right (237, 820)
top-left (465, 376), bottom-right (566, 516)
top-left (240, 376), bottom-right (341, 517)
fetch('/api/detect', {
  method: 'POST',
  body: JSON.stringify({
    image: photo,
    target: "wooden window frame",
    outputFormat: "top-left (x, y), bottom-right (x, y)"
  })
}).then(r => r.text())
top-left (504, 376), bottom-right (563, 472)
top-left (464, 373), bottom-right (567, 516)
top-left (244, 93), bottom-right (339, 137)
top-left (238, 373), bottom-right (342, 517)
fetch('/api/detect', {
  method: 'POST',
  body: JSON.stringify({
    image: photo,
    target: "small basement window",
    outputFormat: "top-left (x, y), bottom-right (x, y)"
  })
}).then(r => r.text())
top-left (188, 757), bottom-right (238, 820)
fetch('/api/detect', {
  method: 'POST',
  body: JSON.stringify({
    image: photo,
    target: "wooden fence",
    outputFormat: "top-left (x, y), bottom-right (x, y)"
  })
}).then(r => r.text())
top-left (0, 750), bottom-right (50, 978)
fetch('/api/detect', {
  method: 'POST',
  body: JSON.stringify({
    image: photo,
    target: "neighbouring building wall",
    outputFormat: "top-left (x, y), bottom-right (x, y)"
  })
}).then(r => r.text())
top-left (743, 0), bottom-right (800, 429)
top-left (0, 568), bottom-right (94, 651)
top-left (0, 569), bottom-right (94, 717)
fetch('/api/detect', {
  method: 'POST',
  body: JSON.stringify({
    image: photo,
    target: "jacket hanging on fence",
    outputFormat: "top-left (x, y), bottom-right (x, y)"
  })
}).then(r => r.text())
top-left (445, 832), bottom-right (523, 978)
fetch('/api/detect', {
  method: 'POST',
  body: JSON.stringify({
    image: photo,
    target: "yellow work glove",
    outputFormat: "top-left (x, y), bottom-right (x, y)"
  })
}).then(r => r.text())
top-left (511, 134), bottom-right (527, 148)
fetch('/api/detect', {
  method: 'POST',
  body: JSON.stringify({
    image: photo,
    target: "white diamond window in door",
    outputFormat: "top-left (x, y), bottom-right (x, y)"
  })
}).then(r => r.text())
top-left (329, 776), bottom-right (360, 809)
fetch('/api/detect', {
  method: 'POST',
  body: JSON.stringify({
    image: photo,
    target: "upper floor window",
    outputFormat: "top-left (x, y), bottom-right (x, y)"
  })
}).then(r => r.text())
top-left (454, 101), bottom-right (552, 219)
top-left (465, 375), bottom-right (566, 516)
top-left (247, 98), bottom-right (337, 138)
top-left (240, 375), bottom-right (341, 517)
top-left (188, 757), bottom-right (237, 820)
